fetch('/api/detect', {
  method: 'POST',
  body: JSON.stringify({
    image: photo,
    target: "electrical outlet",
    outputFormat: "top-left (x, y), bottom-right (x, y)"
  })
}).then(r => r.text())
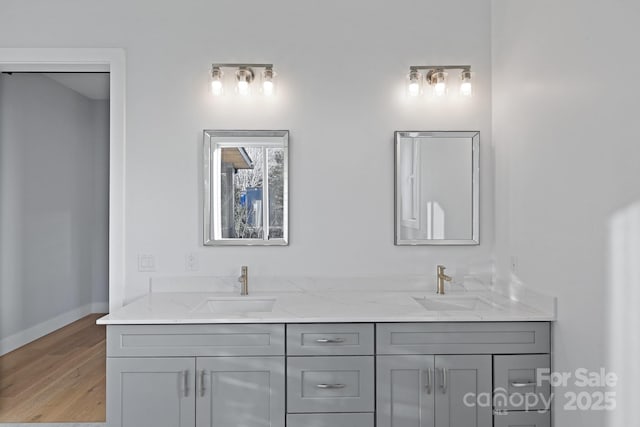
top-left (186, 252), bottom-right (199, 271)
top-left (138, 254), bottom-right (156, 272)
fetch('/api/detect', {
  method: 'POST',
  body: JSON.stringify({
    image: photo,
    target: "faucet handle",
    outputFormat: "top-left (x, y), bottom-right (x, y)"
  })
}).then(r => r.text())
top-left (437, 265), bottom-right (452, 281)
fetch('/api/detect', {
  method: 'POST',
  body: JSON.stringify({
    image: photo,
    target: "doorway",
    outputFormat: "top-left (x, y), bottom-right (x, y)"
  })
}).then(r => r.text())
top-left (0, 71), bottom-right (110, 422)
top-left (0, 49), bottom-right (124, 425)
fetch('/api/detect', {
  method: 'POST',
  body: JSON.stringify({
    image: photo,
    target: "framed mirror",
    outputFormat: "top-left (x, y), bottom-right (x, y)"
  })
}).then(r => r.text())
top-left (395, 131), bottom-right (479, 245)
top-left (204, 130), bottom-right (288, 246)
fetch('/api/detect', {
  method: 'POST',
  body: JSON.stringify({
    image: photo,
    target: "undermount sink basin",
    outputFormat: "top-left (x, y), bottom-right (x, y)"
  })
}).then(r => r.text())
top-left (412, 295), bottom-right (500, 311)
top-left (193, 296), bottom-right (276, 314)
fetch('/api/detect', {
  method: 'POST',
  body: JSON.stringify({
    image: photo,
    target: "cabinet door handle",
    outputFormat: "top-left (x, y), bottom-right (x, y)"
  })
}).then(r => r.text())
top-left (440, 368), bottom-right (448, 394)
top-left (425, 368), bottom-right (433, 394)
top-left (315, 338), bottom-right (345, 343)
top-left (316, 383), bottom-right (346, 389)
top-left (200, 370), bottom-right (207, 397)
top-left (182, 370), bottom-right (189, 397)
top-left (511, 380), bottom-right (537, 388)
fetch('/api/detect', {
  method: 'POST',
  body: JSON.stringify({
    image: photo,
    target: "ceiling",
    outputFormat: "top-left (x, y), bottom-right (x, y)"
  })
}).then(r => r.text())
top-left (42, 72), bottom-right (110, 100)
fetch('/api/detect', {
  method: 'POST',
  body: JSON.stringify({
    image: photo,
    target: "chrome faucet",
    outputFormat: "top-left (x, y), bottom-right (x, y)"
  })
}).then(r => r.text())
top-left (436, 265), bottom-right (452, 295)
top-left (238, 266), bottom-right (248, 296)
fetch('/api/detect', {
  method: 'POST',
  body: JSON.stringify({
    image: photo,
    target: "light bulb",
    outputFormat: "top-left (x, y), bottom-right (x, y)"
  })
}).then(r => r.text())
top-left (407, 70), bottom-right (422, 97)
top-left (408, 81), bottom-right (420, 96)
top-left (430, 70), bottom-right (448, 97)
top-left (211, 80), bottom-right (223, 96)
top-left (262, 68), bottom-right (275, 96)
top-left (460, 82), bottom-right (472, 97)
top-left (460, 70), bottom-right (473, 97)
top-left (210, 67), bottom-right (224, 96)
top-left (263, 80), bottom-right (274, 96)
top-left (236, 68), bottom-right (254, 96)
top-left (237, 80), bottom-right (250, 96)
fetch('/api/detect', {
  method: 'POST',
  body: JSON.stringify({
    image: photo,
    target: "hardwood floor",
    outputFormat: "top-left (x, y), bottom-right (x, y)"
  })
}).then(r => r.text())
top-left (0, 313), bottom-right (106, 423)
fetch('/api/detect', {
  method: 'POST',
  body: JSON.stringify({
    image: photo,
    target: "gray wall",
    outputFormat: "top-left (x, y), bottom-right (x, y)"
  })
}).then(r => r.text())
top-left (492, 1), bottom-right (640, 426)
top-left (0, 0), bottom-right (493, 302)
top-left (0, 73), bottom-right (109, 342)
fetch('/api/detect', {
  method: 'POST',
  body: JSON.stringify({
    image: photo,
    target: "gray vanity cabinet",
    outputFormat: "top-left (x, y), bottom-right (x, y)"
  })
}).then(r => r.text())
top-left (107, 357), bottom-right (196, 427)
top-left (376, 355), bottom-right (491, 427)
top-left (106, 322), bottom-right (552, 427)
top-left (106, 324), bottom-right (286, 427)
top-left (376, 322), bottom-right (551, 427)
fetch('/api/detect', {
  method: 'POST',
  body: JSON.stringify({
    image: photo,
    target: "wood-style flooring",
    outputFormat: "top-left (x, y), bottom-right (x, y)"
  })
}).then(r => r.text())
top-left (0, 313), bottom-right (106, 423)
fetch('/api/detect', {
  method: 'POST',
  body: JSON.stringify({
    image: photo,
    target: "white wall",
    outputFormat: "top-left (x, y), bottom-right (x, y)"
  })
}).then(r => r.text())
top-left (0, 73), bottom-right (109, 349)
top-left (0, 0), bottom-right (494, 302)
top-left (492, 1), bottom-right (640, 425)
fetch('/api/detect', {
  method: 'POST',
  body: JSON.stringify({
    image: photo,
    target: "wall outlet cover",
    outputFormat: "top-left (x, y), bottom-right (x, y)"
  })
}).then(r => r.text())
top-left (138, 254), bottom-right (156, 272)
top-left (186, 252), bottom-right (199, 271)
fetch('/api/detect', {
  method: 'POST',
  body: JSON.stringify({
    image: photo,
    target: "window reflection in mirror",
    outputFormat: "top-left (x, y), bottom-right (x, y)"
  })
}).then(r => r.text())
top-left (204, 130), bottom-right (288, 246)
top-left (395, 131), bottom-right (479, 245)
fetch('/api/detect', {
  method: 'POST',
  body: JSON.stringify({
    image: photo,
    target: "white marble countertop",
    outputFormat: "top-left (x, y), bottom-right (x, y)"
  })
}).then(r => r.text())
top-left (97, 276), bottom-right (556, 324)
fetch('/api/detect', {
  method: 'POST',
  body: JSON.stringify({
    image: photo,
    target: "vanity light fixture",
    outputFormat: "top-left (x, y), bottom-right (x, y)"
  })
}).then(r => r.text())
top-left (210, 63), bottom-right (276, 98)
top-left (407, 65), bottom-right (472, 98)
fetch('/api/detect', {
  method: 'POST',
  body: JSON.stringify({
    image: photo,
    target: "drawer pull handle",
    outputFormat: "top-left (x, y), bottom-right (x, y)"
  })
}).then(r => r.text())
top-left (315, 338), bottom-right (345, 343)
top-left (511, 381), bottom-right (537, 388)
top-left (316, 383), bottom-right (346, 389)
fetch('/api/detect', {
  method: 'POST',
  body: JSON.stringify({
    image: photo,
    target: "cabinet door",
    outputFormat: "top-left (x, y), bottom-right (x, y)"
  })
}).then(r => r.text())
top-left (107, 357), bottom-right (196, 427)
top-left (196, 356), bottom-right (285, 427)
top-left (434, 355), bottom-right (492, 427)
top-left (377, 355), bottom-right (435, 427)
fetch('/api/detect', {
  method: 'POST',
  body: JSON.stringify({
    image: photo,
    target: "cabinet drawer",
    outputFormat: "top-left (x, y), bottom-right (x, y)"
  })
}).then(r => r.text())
top-left (107, 324), bottom-right (284, 357)
top-left (287, 413), bottom-right (374, 427)
top-left (287, 323), bottom-right (374, 355)
top-left (287, 356), bottom-right (374, 413)
top-left (377, 322), bottom-right (550, 354)
top-left (494, 355), bottom-right (551, 411)
top-left (494, 411), bottom-right (550, 427)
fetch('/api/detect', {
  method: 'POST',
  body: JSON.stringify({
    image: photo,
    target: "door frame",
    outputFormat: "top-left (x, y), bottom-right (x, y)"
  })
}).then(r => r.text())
top-left (0, 48), bottom-right (126, 311)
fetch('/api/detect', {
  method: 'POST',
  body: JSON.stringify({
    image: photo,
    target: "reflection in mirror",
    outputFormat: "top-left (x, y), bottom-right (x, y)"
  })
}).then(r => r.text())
top-left (395, 131), bottom-right (479, 245)
top-left (204, 130), bottom-right (288, 246)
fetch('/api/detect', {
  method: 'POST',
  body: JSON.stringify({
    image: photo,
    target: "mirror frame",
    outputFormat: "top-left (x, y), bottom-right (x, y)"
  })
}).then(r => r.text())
top-left (394, 131), bottom-right (480, 246)
top-left (203, 130), bottom-right (289, 246)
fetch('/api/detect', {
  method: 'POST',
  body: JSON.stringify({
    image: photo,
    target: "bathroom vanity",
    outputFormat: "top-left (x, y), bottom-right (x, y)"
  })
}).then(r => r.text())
top-left (99, 284), bottom-right (554, 427)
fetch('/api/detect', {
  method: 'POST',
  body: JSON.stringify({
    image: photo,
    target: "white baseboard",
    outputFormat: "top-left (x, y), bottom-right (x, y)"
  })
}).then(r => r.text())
top-left (0, 302), bottom-right (108, 356)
